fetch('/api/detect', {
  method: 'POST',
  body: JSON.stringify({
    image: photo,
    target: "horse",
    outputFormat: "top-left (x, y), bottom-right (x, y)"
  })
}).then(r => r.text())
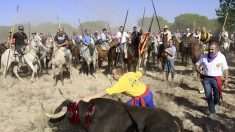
top-left (95, 40), bottom-right (109, 71)
top-left (180, 34), bottom-right (192, 66)
top-left (51, 43), bottom-right (72, 86)
top-left (0, 42), bottom-right (8, 69)
top-left (157, 34), bottom-right (168, 71)
top-left (138, 33), bottom-right (151, 73)
top-left (1, 34), bottom-right (48, 85)
top-left (67, 40), bottom-right (81, 68)
top-left (107, 39), bottom-right (120, 73)
top-left (172, 35), bottom-right (181, 59)
top-left (81, 42), bottom-right (97, 78)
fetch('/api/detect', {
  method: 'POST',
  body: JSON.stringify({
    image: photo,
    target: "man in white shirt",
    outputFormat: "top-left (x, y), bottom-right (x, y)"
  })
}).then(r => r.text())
top-left (220, 27), bottom-right (229, 49)
top-left (115, 26), bottom-right (130, 58)
top-left (196, 41), bottom-right (229, 119)
top-left (99, 28), bottom-right (110, 50)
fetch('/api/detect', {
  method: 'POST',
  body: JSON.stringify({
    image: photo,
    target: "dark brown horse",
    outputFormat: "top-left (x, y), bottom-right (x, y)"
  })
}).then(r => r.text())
top-left (107, 39), bottom-right (120, 73)
top-left (67, 40), bottom-right (81, 68)
top-left (158, 34), bottom-right (168, 71)
top-left (0, 42), bottom-right (8, 69)
top-left (180, 34), bottom-right (193, 65)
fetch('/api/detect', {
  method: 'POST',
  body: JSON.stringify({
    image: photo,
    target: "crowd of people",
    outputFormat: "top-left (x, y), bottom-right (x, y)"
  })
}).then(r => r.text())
top-left (2, 24), bottom-right (234, 120)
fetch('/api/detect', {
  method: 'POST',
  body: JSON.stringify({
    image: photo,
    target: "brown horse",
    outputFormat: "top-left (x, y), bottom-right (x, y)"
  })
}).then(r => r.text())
top-left (107, 39), bottom-right (120, 73)
top-left (95, 42), bottom-right (109, 71)
top-left (180, 34), bottom-right (195, 66)
top-left (172, 35), bottom-right (181, 59)
top-left (158, 34), bottom-right (168, 71)
top-left (0, 42), bottom-right (8, 69)
top-left (67, 40), bottom-right (81, 68)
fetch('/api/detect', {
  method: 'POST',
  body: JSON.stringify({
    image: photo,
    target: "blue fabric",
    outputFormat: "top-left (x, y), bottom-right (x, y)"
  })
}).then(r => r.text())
top-left (165, 59), bottom-right (175, 73)
top-left (83, 35), bottom-right (91, 46)
top-left (118, 42), bottom-right (126, 53)
top-left (127, 91), bottom-right (156, 109)
top-left (203, 77), bottom-right (220, 113)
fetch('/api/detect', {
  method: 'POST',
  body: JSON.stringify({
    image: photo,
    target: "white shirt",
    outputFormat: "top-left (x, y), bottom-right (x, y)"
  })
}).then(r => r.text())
top-left (99, 32), bottom-right (107, 41)
top-left (196, 52), bottom-right (228, 76)
top-left (221, 31), bottom-right (228, 40)
top-left (116, 32), bottom-right (129, 43)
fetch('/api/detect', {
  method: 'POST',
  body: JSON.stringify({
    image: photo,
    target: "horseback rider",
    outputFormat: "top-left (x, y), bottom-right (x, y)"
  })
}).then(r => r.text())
top-left (13, 25), bottom-right (28, 66)
top-left (72, 32), bottom-right (82, 46)
top-left (98, 28), bottom-right (110, 50)
top-left (186, 28), bottom-right (191, 37)
top-left (161, 25), bottom-right (172, 45)
top-left (200, 27), bottom-right (211, 54)
top-left (193, 29), bottom-right (201, 41)
top-left (54, 27), bottom-right (70, 59)
top-left (220, 27), bottom-right (229, 49)
top-left (115, 26), bottom-right (130, 59)
top-left (131, 26), bottom-right (141, 46)
top-left (80, 29), bottom-right (93, 58)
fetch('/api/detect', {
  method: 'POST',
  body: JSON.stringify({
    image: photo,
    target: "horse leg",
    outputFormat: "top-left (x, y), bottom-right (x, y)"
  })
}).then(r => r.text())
top-left (28, 62), bottom-right (36, 83)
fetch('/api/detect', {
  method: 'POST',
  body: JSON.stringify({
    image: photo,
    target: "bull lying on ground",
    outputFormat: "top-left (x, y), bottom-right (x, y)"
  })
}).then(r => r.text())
top-left (42, 97), bottom-right (183, 132)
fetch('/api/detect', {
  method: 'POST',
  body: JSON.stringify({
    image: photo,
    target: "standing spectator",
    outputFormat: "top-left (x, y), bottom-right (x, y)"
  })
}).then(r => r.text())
top-left (195, 41), bottom-right (229, 119)
top-left (164, 39), bottom-right (176, 85)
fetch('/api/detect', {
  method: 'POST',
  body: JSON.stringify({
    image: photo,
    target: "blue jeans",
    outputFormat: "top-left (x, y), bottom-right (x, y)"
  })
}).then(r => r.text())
top-left (165, 59), bottom-right (175, 73)
top-left (118, 42), bottom-right (126, 53)
top-left (202, 77), bottom-right (220, 113)
top-left (127, 91), bottom-right (156, 109)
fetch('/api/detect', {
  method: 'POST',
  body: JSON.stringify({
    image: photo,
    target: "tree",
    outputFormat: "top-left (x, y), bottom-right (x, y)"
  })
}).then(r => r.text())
top-left (216, 0), bottom-right (235, 32)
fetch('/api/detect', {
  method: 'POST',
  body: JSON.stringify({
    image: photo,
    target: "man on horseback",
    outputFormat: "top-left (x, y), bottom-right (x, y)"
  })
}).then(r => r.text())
top-left (54, 27), bottom-right (70, 60)
top-left (131, 26), bottom-right (141, 46)
top-left (13, 25), bottom-right (28, 66)
top-left (200, 27), bottom-right (211, 54)
top-left (80, 29), bottom-right (93, 59)
top-left (193, 29), bottom-right (201, 41)
top-left (115, 26), bottom-right (130, 59)
top-left (98, 28), bottom-right (110, 50)
top-left (219, 27), bottom-right (229, 51)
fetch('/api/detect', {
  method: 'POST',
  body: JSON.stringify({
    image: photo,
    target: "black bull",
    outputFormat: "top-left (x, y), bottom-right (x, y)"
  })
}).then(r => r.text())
top-left (42, 98), bottom-right (183, 132)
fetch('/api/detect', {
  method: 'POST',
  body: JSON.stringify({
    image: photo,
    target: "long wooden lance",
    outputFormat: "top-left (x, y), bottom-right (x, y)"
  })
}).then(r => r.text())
top-left (57, 16), bottom-right (60, 28)
top-left (141, 7), bottom-right (146, 30)
top-left (28, 21), bottom-right (30, 39)
top-left (219, 11), bottom-right (229, 41)
top-left (151, 0), bottom-right (161, 32)
top-left (78, 17), bottom-right (84, 36)
top-left (107, 21), bottom-right (112, 35)
top-left (122, 9), bottom-right (129, 36)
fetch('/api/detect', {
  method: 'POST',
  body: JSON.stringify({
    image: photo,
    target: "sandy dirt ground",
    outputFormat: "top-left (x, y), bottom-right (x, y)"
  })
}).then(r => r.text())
top-left (0, 54), bottom-right (234, 132)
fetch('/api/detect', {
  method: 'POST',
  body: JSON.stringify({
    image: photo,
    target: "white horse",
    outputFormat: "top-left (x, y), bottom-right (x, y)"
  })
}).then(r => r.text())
top-left (82, 39), bottom-right (97, 78)
top-left (51, 42), bottom-right (72, 86)
top-left (1, 34), bottom-right (48, 85)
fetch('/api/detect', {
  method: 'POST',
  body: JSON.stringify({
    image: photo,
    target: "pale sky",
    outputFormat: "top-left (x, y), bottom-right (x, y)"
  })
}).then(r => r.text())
top-left (0, 0), bottom-right (220, 27)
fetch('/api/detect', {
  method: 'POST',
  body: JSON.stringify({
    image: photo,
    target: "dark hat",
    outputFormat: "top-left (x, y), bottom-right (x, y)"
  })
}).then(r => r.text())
top-left (18, 25), bottom-right (24, 30)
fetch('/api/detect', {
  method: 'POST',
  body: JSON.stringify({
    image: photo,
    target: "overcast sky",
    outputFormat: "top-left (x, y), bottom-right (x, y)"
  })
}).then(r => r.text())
top-left (1, 0), bottom-right (220, 27)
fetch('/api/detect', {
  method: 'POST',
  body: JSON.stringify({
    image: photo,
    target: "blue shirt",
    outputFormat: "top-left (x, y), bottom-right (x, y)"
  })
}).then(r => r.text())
top-left (166, 46), bottom-right (176, 60)
top-left (83, 35), bottom-right (91, 46)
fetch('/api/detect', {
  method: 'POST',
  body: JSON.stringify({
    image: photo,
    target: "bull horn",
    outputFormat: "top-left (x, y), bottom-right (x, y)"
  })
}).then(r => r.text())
top-left (58, 88), bottom-right (74, 102)
top-left (41, 102), bottom-right (68, 119)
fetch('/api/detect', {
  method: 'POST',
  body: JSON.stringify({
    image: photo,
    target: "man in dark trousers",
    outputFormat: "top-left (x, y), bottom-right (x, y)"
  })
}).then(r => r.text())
top-left (13, 25), bottom-right (28, 66)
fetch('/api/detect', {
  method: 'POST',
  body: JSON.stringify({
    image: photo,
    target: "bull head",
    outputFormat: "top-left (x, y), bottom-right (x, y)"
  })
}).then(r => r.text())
top-left (41, 88), bottom-right (76, 123)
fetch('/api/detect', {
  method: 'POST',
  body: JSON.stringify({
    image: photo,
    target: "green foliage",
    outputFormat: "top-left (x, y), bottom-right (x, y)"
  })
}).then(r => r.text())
top-left (216, 0), bottom-right (235, 32)
top-left (171, 13), bottom-right (219, 33)
top-left (78, 20), bottom-right (107, 35)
